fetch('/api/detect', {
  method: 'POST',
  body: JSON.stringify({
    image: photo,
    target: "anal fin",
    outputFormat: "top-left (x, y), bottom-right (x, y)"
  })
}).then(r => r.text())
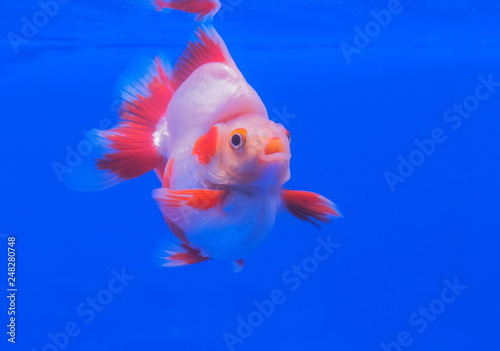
top-left (162, 243), bottom-right (210, 266)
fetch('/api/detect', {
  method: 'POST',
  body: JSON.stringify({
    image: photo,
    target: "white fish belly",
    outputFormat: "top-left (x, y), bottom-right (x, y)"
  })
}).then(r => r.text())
top-left (186, 193), bottom-right (279, 260)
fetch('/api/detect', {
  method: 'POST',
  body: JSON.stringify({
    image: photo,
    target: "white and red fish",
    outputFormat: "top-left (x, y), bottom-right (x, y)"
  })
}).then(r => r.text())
top-left (81, 26), bottom-right (339, 270)
top-left (154, 0), bottom-right (221, 22)
top-left (69, 25), bottom-right (340, 271)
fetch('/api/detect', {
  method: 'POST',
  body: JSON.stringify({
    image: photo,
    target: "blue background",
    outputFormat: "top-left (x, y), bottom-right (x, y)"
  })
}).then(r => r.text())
top-left (1, 0), bottom-right (499, 350)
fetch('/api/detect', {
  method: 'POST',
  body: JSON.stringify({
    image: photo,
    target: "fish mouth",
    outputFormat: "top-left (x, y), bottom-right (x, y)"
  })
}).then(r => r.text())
top-left (265, 138), bottom-right (285, 155)
top-left (260, 138), bottom-right (290, 163)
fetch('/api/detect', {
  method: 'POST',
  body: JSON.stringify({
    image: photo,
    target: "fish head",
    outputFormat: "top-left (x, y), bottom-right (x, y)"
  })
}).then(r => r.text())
top-left (202, 114), bottom-right (291, 187)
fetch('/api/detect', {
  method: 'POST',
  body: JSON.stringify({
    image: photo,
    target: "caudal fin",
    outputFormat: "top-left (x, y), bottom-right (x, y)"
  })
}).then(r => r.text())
top-left (64, 58), bottom-right (173, 191)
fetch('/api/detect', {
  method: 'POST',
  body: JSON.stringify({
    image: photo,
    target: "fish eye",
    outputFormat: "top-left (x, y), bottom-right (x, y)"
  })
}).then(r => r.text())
top-left (231, 134), bottom-right (242, 146)
top-left (229, 128), bottom-right (247, 151)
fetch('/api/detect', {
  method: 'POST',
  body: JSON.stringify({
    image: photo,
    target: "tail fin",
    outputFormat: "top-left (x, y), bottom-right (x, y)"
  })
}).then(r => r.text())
top-left (64, 57), bottom-right (173, 191)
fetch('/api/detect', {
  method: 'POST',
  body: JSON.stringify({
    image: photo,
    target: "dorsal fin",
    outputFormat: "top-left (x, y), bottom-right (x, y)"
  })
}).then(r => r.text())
top-left (171, 25), bottom-right (236, 90)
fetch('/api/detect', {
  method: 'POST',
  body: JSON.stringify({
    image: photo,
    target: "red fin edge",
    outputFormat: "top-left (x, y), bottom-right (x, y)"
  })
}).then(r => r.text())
top-left (163, 243), bottom-right (210, 266)
top-left (282, 190), bottom-right (341, 227)
top-left (171, 25), bottom-right (230, 90)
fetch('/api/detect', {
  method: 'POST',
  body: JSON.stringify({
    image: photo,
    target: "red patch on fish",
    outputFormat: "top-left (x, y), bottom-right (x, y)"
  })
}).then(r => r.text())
top-left (193, 125), bottom-right (218, 165)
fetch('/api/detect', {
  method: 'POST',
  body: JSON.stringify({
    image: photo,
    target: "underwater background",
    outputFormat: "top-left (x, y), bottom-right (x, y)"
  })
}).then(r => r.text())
top-left (1, 0), bottom-right (500, 350)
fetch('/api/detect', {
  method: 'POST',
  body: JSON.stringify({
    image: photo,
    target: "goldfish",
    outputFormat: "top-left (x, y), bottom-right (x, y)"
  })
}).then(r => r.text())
top-left (67, 4), bottom-right (340, 271)
top-left (154, 0), bottom-right (221, 22)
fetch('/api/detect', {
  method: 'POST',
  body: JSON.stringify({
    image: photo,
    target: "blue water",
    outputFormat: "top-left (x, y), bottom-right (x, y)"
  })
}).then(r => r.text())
top-left (2, 1), bottom-right (500, 350)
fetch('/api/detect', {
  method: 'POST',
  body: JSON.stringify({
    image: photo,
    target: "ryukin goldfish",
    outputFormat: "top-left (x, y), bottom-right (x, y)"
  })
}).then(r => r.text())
top-left (66, 2), bottom-right (340, 271)
top-left (154, 0), bottom-right (221, 22)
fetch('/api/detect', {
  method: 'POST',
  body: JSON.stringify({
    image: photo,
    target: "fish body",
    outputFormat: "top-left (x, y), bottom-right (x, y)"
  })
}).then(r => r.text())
top-left (150, 28), bottom-right (296, 263)
top-left (68, 20), bottom-right (340, 270)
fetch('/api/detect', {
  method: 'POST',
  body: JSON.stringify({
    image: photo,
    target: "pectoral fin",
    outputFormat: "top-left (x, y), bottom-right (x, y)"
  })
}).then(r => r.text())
top-left (153, 188), bottom-right (226, 211)
top-left (282, 190), bottom-right (341, 227)
top-left (153, 188), bottom-right (226, 239)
